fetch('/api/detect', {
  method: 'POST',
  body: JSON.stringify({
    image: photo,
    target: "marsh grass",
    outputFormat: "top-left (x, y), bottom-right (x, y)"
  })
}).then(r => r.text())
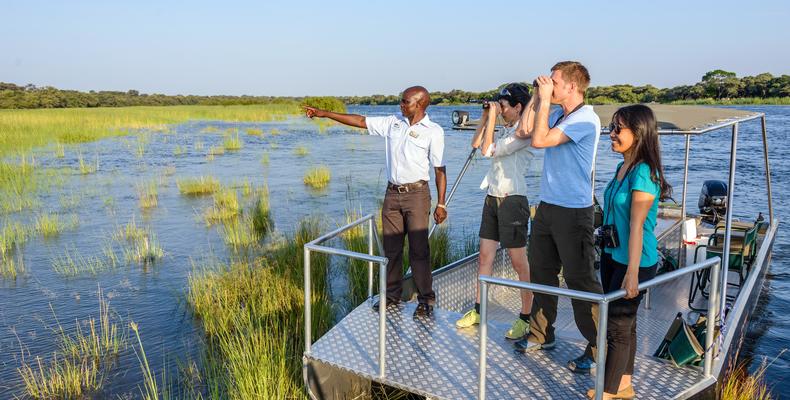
top-left (187, 218), bottom-right (332, 399)
top-left (59, 192), bottom-right (82, 210)
top-left (303, 166), bottom-right (331, 189)
top-left (52, 248), bottom-right (116, 277)
top-left (113, 217), bottom-right (148, 242)
top-left (261, 151), bottom-right (270, 166)
top-left (293, 145), bottom-right (309, 157)
top-left (220, 217), bottom-right (260, 250)
top-left (194, 139), bottom-right (204, 151)
top-left (137, 181), bottom-right (159, 209)
top-left (201, 125), bottom-right (220, 134)
top-left (136, 133), bottom-right (151, 158)
top-left (721, 346), bottom-right (785, 400)
top-left (18, 291), bottom-right (124, 399)
top-left (0, 103), bottom-right (300, 156)
top-left (208, 145), bottom-right (225, 157)
top-left (251, 187), bottom-right (272, 237)
top-left (1, 220), bottom-right (29, 253)
top-left (173, 145), bottom-right (186, 156)
top-left (204, 188), bottom-right (241, 226)
top-left (54, 142), bottom-right (66, 158)
top-left (1, 250), bottom-right (25, 279)
top-left (177, 176), bottom-right (220, 196)
top-left (270, 142), bottom-right (279, 150)
top-left (36, 213), bottom-right (78, 238)
top-left (245, 128), bottom-right (263, 136)
top-left (341, 209), bottom-right (383, 305)
top-left (78, 152), bottom-right (98, 175)
top-left (223, 132), bottom-right (243, 151)
top-left (123, 234), bottom-right (164, 265)
top-left (269, 128), bottom-right (281, 136)
top-left (130, 321), bottom-right (163, 400)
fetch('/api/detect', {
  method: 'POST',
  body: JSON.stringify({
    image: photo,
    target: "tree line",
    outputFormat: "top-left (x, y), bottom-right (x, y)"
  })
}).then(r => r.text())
top-left (1, 70), bottom-right (788, 109)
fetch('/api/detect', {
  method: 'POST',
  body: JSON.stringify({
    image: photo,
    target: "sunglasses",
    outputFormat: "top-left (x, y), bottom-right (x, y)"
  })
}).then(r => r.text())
top-left (499, 87), bottom-right (512, 97)
top-left (608, 121), bottom-right (626, 133)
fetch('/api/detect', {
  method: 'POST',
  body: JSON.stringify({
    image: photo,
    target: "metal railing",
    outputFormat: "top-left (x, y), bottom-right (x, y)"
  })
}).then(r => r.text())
top-left (303, 214), bottom-right (389, 377)
top-left (477, 256), bottom-right (722, 400)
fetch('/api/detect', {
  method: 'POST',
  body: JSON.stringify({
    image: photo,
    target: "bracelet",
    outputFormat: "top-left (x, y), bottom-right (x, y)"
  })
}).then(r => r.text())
top-left (436, 204), bottom-right (447, 210)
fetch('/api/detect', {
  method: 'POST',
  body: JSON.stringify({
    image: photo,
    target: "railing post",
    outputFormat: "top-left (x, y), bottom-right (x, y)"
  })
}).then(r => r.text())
top-left (368, 217), bottom-right (374, 299)
top-left (378, 261), bottom-right (387, 378)
top-left (478, 281), bottom-right (489, 400)
top-left (704, 258), bottom-right (722, 376)
top-left (720, 123), bottom-right (739, 322)
top-left (304, 247), bottom-right (312, 354)
top-left (594, 300), bottom-right (608, 400)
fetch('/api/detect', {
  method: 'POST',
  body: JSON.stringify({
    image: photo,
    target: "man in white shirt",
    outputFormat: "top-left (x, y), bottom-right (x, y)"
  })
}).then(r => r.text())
top-left (304, 86), bottom-right (447, 317)
top-left (455, 83), bottom-right (536, 341)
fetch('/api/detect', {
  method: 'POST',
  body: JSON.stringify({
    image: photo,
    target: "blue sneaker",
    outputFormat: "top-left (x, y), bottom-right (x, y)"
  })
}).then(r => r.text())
top-left (513, 338), bottom-right (555, 353)
top-left (567, 354), bottom-right (596, 374)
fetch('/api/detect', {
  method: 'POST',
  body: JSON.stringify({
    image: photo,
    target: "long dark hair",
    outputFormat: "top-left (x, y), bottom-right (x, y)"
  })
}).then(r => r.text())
top-left (613, 105), bottom-right (673, 200)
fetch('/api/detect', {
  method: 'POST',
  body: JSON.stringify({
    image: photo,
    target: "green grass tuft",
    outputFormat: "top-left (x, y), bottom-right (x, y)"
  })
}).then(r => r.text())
top-left (303, 166), bottom-right (331, 189)
top-left (177, 176), bottom-right (220, 196)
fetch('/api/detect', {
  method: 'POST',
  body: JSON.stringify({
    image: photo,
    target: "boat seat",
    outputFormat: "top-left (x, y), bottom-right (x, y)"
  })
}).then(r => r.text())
top-left (688, 221), bottom-right (758, 311)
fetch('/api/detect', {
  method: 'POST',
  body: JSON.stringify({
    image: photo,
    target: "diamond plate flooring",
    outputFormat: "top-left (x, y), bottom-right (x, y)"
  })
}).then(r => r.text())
top-left (306, 300), bottom-right (702, 399)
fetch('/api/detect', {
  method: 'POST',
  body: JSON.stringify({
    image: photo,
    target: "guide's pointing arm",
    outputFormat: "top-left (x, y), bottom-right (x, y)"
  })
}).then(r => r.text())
top-left (303, 106), bottom-right (367, 129)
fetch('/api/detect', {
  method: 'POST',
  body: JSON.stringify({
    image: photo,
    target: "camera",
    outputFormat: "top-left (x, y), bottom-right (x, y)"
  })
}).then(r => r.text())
top-left (595, 224), bottom-right (620, 249)
top-left (482, 100), bottom-right (492, 109)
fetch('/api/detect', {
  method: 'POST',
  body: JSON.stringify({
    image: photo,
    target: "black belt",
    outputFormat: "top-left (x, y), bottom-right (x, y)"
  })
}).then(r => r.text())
top-left (387, 180), bottom-right (427, 193)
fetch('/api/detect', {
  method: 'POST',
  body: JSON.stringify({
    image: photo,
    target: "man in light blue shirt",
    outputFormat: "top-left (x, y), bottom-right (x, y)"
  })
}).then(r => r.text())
top-left (513, 61), bottom-right (604, 375)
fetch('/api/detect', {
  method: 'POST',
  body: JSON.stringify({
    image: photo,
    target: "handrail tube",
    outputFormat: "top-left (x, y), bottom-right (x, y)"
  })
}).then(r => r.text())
top-left (477, 276), bottom-right (604, 303)
top-left (305, 243), bottom-right (387, 265)
top-left (428, 148), bottom-right (476, 238)
top-left (601, 257), bottom-right (721, 302)
top-left (303, 214), bottom-right (389, 381)
top-left (760, 116), bottom-right (774, 222)
top-left (308, 214), bottom-right (376, 245)
top-left (719, 123), bottom-right (738, 323)
top-left (478, 256), bottom-right (722, 399)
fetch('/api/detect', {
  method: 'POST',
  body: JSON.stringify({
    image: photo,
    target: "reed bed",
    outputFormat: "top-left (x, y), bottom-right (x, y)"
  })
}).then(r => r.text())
top-left (51, 248), bottom-right (116, 277)
top-left (0, 103), bottom-right (300, 156)
top-left (187, 218), bottom-right (332, 399)
top-left (293, 145), bottom-right (309, 157)
top-left (177, 176), bottom-right (220, 196)
top-left (36, 213), bottom-right (78, 238)
top-left (77, 153), bottom-right (98, 175)
top-left (303, 166), bottom-right (331, 189)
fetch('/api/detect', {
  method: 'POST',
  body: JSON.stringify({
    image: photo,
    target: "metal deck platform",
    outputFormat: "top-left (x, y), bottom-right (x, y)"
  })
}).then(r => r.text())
top-left (306, 293), bottom-right (702, 400)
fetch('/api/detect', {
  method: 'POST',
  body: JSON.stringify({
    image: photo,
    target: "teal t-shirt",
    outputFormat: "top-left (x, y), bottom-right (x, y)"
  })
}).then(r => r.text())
top-left (603, 162), bottom-right (661, 267)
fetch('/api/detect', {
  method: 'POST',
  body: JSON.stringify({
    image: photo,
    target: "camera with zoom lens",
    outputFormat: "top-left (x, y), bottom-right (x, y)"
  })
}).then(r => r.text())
top-left (595, 224), bottom-right (620, 249)
top-left (482, 100), bottom-right (492, 109)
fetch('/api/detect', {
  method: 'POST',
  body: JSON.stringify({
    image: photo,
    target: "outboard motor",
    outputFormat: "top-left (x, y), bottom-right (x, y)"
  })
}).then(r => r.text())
top-left (698, 180), bottom-right (728, 225)
top-left (451, 110), bottom-right (469, 126)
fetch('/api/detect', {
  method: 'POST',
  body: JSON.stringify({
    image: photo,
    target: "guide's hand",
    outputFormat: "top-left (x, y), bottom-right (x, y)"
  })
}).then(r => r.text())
top-left (302, 106), bottom-right (325, 119)
top-left (622, 270), bottom-right (639, 299)
top-left (535, 76), bottom-right (554, 100)
top-left (434, 206), bottom-right (447, 224)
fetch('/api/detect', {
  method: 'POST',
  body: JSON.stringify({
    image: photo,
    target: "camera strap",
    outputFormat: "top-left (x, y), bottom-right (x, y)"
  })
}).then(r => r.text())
top-left (551, 102), bottom-right (585, 128)
top-left (604, 162), bottom-right (635, 226)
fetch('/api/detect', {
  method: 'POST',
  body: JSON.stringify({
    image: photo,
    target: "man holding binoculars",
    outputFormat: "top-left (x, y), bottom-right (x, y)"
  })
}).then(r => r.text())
top-left (513, 61), bottom-right (604, 375)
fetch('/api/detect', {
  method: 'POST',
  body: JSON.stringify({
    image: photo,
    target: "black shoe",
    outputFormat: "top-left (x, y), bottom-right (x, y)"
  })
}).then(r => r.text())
top-left (413, 303), bottom-right (433, 317)
top-left (372, 298), bottom-right (400, 312)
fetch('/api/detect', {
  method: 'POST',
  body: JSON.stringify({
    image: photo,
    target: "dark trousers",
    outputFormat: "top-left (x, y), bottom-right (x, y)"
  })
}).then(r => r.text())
top-left (527, 202), bottom-right (603, 359)
top-left (600, 252), bottom-right (657, 393)
top-left (381, 185), bottom-right (435, 304)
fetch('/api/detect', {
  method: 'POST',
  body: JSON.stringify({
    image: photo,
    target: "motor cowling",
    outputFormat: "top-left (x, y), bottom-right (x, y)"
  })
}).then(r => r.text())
top-left (698, 180), bottom-right (728, 224)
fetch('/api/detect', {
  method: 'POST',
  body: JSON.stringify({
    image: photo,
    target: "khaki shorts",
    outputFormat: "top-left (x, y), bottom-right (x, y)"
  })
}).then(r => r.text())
top-left (479, 195), bottom-right (530, 248)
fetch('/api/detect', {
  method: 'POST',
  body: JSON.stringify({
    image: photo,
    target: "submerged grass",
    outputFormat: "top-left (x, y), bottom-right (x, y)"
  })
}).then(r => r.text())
top-left (223, 132), bottom-right (243, 151)
top-left (18, 289), bottom-right (125, 399)
top-left (0, 103), bottom-right (300, 156)
top-left (303, 166), bottom-right (331, 189)
top-left (36, 213), bottom-right (78, 238)
top-left (177, 176), bottom-right (220, 196)
top-left (293, 145), bottom-right (309, 156)
top-left (137, 181), bottom-right (159, 209)
top-left (51, 247), bottom-right (116, 277)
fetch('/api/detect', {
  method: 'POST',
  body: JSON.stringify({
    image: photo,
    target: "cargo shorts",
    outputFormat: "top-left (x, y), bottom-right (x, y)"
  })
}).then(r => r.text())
top-left (478, 195), bottom-right (530, 248)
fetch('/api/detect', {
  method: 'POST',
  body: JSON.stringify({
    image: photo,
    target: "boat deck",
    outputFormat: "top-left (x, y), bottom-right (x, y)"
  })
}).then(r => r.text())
top-left (304, 218), bottom-right (753, 399)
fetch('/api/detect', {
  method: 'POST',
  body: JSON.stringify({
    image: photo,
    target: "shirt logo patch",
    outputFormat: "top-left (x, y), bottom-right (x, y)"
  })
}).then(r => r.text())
top-left (393, 122), bottom-right (401, 130)
top-left (408, 131), bottom-right (419, 138)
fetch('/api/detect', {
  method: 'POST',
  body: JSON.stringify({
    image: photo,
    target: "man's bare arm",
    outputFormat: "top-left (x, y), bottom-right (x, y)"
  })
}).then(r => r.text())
top-left (303, 106), bottom-right (367, 129)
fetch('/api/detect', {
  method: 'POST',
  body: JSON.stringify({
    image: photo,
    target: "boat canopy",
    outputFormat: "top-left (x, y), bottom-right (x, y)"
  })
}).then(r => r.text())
top-left (594, 104), bottom-right (762, 134)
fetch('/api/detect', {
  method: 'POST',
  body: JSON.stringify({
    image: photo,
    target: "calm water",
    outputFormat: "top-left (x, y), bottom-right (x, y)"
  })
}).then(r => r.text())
top-left (0, 105), bottom-right (787, 397)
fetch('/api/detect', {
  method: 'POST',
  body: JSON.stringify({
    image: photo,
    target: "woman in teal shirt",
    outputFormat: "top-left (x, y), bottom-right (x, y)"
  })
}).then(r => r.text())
top-left (589, 105), bottom-right (672, 399)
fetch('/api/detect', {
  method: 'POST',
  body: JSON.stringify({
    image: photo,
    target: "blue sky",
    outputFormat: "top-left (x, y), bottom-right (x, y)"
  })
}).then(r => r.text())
top-left (1, 0), bottom-right (788, 96)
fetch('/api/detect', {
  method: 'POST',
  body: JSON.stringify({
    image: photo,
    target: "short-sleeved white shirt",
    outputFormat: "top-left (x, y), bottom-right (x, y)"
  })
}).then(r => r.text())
top-left (366, 114), bottom-right (445, 185)
top-left (479, 121), bottom-right (535, 197)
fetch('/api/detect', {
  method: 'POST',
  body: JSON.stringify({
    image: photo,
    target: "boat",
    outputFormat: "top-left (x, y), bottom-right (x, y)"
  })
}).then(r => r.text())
top-left (301, 104), bottom-right (777, 399)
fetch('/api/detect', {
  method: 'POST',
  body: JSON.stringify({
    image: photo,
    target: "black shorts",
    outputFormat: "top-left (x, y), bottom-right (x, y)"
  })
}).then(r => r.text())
top-left (479, 195), bottom-right (530, 248)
